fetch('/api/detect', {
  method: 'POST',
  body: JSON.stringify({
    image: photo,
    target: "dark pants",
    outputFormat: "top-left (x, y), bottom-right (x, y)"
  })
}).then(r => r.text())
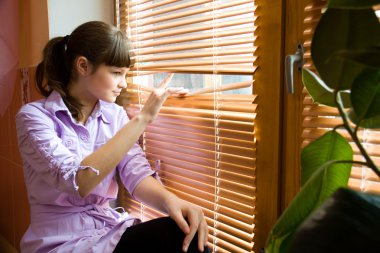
top-left (113, 217), bottom-right (211, 253)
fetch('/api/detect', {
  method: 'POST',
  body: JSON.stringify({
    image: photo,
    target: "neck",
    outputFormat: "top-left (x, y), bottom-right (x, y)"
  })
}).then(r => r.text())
top-left (78, 104), bottom-right (96, 124)
top-left (68, 81), bottom-right (98, 125)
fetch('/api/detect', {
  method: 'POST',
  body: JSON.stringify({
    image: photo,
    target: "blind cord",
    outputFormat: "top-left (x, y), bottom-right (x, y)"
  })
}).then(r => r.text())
top-left (212, 0), bottom-right (221, 251)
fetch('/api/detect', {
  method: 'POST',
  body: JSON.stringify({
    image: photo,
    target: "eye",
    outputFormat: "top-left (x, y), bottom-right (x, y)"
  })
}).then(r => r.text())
top-left (110, 67), bottom-right (129, 77)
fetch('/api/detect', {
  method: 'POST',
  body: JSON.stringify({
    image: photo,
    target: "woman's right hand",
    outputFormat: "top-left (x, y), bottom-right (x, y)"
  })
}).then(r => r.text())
top-left (140, 73), bottom-right (187, 122)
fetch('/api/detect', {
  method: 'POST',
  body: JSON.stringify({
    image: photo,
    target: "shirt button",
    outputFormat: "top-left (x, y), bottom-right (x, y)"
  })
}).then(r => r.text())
top-left (64, 139), bottom-right (73, 147)
top-left (80, 135), bottom-right (89, 142)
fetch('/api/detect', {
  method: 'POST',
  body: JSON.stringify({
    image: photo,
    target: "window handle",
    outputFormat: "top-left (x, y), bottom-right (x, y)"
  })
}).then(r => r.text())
top-left (285, 44), bottom-right (304, 94)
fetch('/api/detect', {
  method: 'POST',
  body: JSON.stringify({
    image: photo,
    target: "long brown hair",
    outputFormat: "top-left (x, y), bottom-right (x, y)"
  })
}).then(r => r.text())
top-left (36, 21), bottom-right (133, 121)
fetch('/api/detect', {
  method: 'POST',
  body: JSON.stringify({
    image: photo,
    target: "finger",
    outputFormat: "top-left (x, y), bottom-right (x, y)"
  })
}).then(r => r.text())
top-left (202, 220), bottom-right (209, 250)
top-left (158, 73), bottom-right (174, 89)
top-left (167, 87), bottom-right (189, 96)
top-left (152, 87), bottom-right (171, 102)
top-left (183, 213), bottom-right (199, 252)
top-left (197, 221), bottom-right (206, 252)
top-left (170, 211), bottom-right (190, 235)
top-left (166, 87), bottom-right (187, 93)
top-left (157, 87), bottom-right (184, 103)
top-left (204, 221), bottom-right (209, 245)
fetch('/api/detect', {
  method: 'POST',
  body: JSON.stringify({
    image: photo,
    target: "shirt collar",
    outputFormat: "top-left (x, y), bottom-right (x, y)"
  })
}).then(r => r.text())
top-left (93, 100), bottom-right (111, 124)
top-left (44, 90), bottom-right (111, 124)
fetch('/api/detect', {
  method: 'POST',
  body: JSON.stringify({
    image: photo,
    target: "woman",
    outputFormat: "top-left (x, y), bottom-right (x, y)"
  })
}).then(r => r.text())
top-left (16, 21), bottom-right (209, 253)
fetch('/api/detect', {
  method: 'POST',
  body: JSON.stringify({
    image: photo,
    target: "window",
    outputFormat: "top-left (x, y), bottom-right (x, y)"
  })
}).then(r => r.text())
top-left (115, 0), bottom-right (380, 251)
top-left (116, 0), bottom-right (284, 252)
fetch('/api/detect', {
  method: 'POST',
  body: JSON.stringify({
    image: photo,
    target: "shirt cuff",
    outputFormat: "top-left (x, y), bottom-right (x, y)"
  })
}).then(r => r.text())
top-left (70, 165), bottom-right (100, 191)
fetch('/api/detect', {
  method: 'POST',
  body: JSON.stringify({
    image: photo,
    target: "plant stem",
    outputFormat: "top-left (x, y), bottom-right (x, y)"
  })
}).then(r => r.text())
top-left (334, 91), bottom-right (380, 178)
top-left (325, 160), bottom-right (369, 167)
top-left (333, 124), bottom-right (345, 132)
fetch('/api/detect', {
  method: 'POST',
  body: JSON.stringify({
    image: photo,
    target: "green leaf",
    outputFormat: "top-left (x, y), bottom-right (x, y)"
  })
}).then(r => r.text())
top-left (351, 68), bottom-right (380, 120)
top-left (334, 47), bottom-right (380, 68)
top-left (328, 0), bottom-right (380, 9)
top-left (312, 8), bottom-right (380, 90)
top-left (302, 68), bottom-right (351, 108)
top-left (301, 131), bottom-right (352, 186)
top-left (348, 109), bottom-right (380, 128)
top-left (265, 131), bottom-right (353, 253)
top-left (302, 68), bottom-right (334, 106)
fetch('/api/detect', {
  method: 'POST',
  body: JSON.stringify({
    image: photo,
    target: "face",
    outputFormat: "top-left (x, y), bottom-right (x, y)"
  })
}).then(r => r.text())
top-left (82, 64), bottom-right (129, 103)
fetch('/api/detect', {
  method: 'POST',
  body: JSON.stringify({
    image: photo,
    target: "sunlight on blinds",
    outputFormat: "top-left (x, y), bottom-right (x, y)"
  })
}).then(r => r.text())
top-left (302, 0), bottom-right (380, 195)
top-left (116, 0), bottom-right (257, 252)
top-left (120, 0), bottom-right (257, 76)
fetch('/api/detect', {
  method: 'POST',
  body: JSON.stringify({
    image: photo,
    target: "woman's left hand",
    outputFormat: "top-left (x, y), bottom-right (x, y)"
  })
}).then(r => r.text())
top-left (133, 176), bottom-right (208, 252)
top-left (166, 196), bottom-right (209, 252)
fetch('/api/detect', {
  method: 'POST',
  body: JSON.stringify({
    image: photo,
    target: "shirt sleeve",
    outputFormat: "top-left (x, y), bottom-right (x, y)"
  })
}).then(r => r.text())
top-left (16, 104), bottom-right (99, 195)
top-left (115, 107), bottom-right (159, 198)
top-left (117, 144), bottom-right (157, 198)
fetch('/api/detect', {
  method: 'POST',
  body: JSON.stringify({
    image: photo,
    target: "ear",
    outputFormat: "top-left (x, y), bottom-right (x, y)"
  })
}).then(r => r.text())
top-left (75, 56), bottom-right (92, 76)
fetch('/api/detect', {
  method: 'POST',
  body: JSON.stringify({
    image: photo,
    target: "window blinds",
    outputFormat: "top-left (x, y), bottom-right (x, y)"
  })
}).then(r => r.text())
top-left (117, 0), bottom-right (257, 76)
top-left (115, 0), bottom-right (257, 252)
top-left (302, 0), bottom-right (380, 194)
top-left (121, 94), bottom-right (257, 253)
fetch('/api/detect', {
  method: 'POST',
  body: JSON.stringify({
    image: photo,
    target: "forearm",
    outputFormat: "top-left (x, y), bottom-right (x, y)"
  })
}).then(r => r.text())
top-left (133, 176), bottom-right (179, 214)
top-left (77, 114), bottom-right (149, 197)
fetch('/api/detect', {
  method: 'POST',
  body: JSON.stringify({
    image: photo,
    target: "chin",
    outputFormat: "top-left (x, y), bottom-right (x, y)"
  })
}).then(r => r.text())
top-left (101, 97), bottom-right (117, 103)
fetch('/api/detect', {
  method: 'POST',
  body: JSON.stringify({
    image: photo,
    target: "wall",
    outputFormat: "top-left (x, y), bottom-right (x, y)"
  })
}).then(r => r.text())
top-left (0, 0), bottom-right (114, 250)
top-left (19, 0), bottom-right (49, 67)
top-left (0, 67), bottom-right (40, 251)
top-left (1, 0), bottom-right (48, 249)
top-left (48, 0), bottom-right (114, 38)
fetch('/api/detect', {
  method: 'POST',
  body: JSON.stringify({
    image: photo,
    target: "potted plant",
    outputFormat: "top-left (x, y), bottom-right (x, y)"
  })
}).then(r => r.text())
top-left (264, 0), bottom-right (380, 252)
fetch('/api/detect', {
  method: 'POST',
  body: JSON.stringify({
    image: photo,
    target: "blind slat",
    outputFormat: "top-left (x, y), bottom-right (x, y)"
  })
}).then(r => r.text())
top-left (161, 178), bottom-right (255, 215)
top-left (145, 133), bottom-right (255, 157)
top-left (155, 167), bottom-right (256, 206)
top-left (131, 37), bottom-right (256, 55)
top-left (145, 131), bottom-right (254, 148)
top-left (129, 0), bottom-right (213, 21)
top-left (147, 144), bottom-right (256, 168)
top-left (147, 153), bottom-right (255, 178)
top-left (128, 0), bottom-right (253, 26)
top-left (159, 165), bottom-right (256, 193)
top-left (134, 47), bottom-right (257, 62)
top-left (129, 0), bottom-right (182, 12)
top-left (132, 18), bottom-right (256, 43)
top-left (145, 123), bottom-right (255, 142)
top-left (132, 56), bottom-right (256, 70)
top-left (132, 6), bottom-right (255, 34)
top-left (129, 65), bottom-right (257, 75)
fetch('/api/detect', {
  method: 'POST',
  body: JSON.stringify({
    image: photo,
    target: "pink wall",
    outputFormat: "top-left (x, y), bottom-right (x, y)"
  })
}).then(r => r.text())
top-left (0, 67), bottom-right (41, 251)
top-left (0, 0), bottom-right (48, 250)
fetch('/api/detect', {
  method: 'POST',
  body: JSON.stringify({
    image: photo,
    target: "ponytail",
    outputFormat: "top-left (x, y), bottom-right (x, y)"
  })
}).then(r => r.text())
top-left (36, 36), bottom-right (83, 120)
top-left (36, 37), bottom-right (67, 95)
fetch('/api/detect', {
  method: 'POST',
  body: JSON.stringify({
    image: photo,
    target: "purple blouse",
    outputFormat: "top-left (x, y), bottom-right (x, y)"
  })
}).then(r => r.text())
top-left (16, 91), bottom-right (156, 253)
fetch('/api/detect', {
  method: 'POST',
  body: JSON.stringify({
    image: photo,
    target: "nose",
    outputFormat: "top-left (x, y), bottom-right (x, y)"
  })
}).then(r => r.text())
top-left (118, 77), bottom-right (127, 89)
